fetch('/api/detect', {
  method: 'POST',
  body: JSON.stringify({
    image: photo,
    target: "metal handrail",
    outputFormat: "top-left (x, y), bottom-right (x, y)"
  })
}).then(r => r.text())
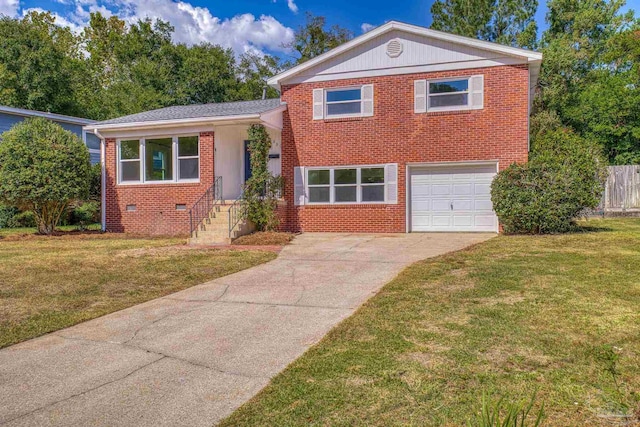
top-left (228, 196), bottom-right (247, 239)
top-left (227, 178), bottom-right (284, 239)
top-left (189, 176), bottom-right (222, 238)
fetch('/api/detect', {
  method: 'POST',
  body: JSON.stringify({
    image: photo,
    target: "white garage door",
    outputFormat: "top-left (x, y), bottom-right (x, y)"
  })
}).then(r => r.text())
top-left (410, 165), bottom-right (498, 232)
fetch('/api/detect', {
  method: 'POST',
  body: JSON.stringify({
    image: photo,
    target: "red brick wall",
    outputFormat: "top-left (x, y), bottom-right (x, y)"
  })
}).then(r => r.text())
top-left (279, 65), bottom-right (530, 233)
top-left (104, 131), bottom-right (214, 235)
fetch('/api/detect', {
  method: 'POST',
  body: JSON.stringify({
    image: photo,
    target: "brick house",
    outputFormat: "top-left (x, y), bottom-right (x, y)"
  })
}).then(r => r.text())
top-left (87, 21), bottom-right (542, 241)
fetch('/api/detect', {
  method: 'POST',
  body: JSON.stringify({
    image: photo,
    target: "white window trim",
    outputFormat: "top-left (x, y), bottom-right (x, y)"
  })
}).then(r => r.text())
top-left (117, 135), bottom-right (200, 185)
top-left (426, 76), bottom-right (472, 113)
top-left (176, 136), bottom-right (200, 182)
top-left (306, 165), bottom-right (387, 205)
top-left (324, 86), bottom-right (363, 119)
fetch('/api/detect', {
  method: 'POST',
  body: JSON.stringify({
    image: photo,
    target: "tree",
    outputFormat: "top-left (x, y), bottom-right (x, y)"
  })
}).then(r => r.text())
top-left (81, 14), bottom-right (178, 119)
top-left (0, 11), bottom-right (82, 115)
top-left (234, 52), bottom-right (282, 100)
top-left (0, 9), bottom-right (312, 121)
top-left (284, 13), bottom-right (353, 64)
top-left (535, 0), bottom-right (639, 164)
top-left (173, 43), bottom-right (238, 104)
top-left (430, 0), bottom-right (539, 48)
top-left (0, 118), bottom-right (91, 234)
top-left (242, 124), bottom-right (282, 231)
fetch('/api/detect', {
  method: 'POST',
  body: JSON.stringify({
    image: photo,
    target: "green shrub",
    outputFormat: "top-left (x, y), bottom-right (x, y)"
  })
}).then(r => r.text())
top-left (0, 204), bottom-right (19, 228)
top-left (71, 201), bottom-right (99, 230)
top-left (89, 163), bottom-right (101, 202)
top-left (0, 205), bottom-right (36, 228)
top-left (491, 129), bottom-right (607, 234)
top-left (12, 210), bottom-right (36, 228)
top-left (0, 118), bottom-right (91, 234)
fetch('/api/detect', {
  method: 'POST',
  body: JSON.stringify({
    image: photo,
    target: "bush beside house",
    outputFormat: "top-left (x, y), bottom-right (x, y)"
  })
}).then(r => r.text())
top-left (243, 124), bottom-right (282, 232)
top-left (0, 118), bottom-right (92, 234)
top-left (491, 128), bottom-right (608, 234)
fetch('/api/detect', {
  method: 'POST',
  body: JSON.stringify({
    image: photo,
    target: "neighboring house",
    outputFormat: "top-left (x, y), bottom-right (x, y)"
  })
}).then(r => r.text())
top-left (0, 105), bottom-right (101, 164)
top-left (87, 21), bottom-right (542, 239)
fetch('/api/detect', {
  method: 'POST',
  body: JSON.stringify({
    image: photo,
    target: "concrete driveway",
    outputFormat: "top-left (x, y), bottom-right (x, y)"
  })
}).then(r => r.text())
top-left (0, 232), bottom-right (493, 427)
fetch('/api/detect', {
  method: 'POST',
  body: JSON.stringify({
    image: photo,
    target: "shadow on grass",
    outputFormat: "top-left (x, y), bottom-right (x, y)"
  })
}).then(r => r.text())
top-left (574, 225), bottom-right (615, 233)
top-left (501, 224), bottom-right (614, 236)
top-left (0, 228), bottom-right (105, 241)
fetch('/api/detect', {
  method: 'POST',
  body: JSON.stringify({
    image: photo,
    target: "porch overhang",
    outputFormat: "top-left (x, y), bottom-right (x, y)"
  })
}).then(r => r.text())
top-left (84, 104), bottom-right (287, 137)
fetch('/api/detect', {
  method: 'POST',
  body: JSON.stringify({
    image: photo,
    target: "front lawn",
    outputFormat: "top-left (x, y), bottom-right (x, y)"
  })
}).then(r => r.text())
top-left (220, 218), bottom-right (640, 426)
top-left (0, 230), bottom-right (276, 348)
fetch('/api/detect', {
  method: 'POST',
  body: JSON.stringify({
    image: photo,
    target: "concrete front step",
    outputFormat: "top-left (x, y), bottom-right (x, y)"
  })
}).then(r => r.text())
top-left (188, 201), bottom-right (251, 245)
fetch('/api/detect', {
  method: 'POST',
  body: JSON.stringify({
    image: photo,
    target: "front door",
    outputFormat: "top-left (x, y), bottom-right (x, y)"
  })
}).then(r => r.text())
top-left (244, 140), bottom-right (252, 182)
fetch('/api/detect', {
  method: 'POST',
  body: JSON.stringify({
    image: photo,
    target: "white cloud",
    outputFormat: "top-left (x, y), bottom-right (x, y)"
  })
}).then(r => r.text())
top-left (361, 23), bottom-right (375, 33)
top-left (287, 0), bottom-right (298, 13)
top-left (19, 0), bottom-right (296, 56)
top-left (0, 0), bottom-right (19, 17)
top-left (107, 0), bottom-right (294, 54)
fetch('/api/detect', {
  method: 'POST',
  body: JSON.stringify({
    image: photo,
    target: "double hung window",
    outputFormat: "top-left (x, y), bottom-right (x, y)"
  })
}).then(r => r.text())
top-left (428, 79), bottom-right (469, 109)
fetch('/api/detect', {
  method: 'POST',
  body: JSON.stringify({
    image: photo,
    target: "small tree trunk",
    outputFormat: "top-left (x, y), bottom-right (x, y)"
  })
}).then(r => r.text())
top-left (35, 201), bottom-right (68, 235)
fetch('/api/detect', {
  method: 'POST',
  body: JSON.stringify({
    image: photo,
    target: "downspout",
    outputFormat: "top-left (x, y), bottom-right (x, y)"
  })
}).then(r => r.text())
top-left (527, 66), bottom-right (531, 153)
top-left (93, 128), bottom-right (107, 232)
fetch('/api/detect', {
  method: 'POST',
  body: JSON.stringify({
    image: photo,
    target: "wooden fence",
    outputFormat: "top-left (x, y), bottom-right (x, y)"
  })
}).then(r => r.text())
top-left (601, 165), bottom-right (640, 211)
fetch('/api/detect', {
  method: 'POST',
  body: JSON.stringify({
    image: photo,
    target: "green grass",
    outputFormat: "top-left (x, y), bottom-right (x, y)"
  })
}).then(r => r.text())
top-left (220, 218), bottom-right (640, 426)
top-left (0, 230), bottom-right (276, 348)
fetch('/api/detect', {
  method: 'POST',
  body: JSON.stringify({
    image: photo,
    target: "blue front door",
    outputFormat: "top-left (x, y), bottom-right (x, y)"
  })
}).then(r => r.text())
top-left (244, 140), bottom-right (252, 182)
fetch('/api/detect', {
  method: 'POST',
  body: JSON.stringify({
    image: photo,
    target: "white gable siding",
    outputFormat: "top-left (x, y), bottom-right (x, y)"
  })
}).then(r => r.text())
top-left (290, 30), bottom-right (525, 84)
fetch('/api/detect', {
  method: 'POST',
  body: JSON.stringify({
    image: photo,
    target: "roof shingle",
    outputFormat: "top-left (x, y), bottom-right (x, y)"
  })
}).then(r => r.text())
top-left (95, 98), bottom-right (283, 126)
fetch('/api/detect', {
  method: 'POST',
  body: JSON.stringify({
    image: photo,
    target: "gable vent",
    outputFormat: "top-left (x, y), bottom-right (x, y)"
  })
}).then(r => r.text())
top-left (386, 39), bottom-right (403, 58)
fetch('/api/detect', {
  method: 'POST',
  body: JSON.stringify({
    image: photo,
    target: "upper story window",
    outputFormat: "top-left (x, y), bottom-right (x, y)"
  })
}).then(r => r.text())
top-left (414, 75), bottom-right (484, 113)
top-left (312, 85), bottom-right (374, 120)
top-left (429, 79), bottom-right (469, 109)
top-left (325, 88), bottom-right (362, 117)
top-left (118, 135), bottom-right (200, 184)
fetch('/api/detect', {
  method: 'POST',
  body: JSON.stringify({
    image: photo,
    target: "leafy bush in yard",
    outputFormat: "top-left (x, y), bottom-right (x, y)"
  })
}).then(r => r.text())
top-left (11, 210), bottom-right (36, 228)
top-left (0, 205), bottom-right (36, 228)
top-left (0, 118), bottom-right (91, 234)
top-left (491, 128), bottom-right (608, 234)
top-left (71, 201), bottom-right (99, 230)
top-left (0, 204), bottom-right (19, 228)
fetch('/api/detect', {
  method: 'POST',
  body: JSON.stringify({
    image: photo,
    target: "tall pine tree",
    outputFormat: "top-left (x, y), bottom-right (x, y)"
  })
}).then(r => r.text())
top-left (430, 0), bottom-right (539, 49)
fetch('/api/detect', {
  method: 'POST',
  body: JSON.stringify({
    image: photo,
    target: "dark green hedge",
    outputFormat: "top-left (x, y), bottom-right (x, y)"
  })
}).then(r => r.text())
top-left (491, 129), bottom-right (607, 234)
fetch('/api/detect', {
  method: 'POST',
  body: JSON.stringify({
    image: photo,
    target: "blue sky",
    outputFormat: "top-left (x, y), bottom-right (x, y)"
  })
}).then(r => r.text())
top-left (0, 0), bottom-right (638, 58)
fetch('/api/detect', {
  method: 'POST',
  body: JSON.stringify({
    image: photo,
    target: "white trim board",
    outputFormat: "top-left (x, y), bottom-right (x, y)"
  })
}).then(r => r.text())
top-left (96, 125), bottom-right (215, 140)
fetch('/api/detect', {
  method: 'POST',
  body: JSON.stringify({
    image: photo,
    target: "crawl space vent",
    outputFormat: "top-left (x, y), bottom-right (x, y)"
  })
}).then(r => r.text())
top-left (386, 39), bottom-right (403, 58)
